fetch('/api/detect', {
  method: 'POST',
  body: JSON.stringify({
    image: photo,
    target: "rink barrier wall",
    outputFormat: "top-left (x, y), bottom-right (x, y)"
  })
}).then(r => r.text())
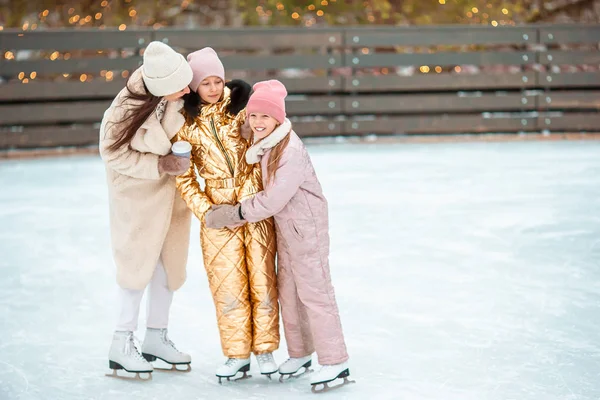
top-left (0, 24), bottom-right (599, 149)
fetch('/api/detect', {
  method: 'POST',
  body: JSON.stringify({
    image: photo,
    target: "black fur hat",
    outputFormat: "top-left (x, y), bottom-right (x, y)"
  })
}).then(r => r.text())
top-left (182, 79), bottom-right (252, 119)
top-left (226, 79), bottom-right (252, 115)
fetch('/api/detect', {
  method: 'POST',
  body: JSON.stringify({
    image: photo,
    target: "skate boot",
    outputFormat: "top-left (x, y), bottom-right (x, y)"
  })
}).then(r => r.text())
top-left (215, 357), bottom-right (251, 384)
top-left (255, 352), bottom-right (277, 378)
top-left (278, 355), bottom-right (313, 382)
top-left (310, 361), bottom-right (355, 393)
top-left (106, 331), bottom-right (153, 381)
top-left (141, 328), bottom-right (191, 372)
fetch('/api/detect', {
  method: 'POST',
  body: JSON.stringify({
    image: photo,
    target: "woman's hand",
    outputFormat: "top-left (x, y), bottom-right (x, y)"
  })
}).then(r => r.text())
top-left (158, 154), bottom-right (189, 176)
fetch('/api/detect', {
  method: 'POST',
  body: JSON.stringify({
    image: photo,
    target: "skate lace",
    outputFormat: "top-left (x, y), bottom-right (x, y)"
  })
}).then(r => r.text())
top-left (281, 358), bottom-right (296, 367)
top-left (317, 364), bottom-right (343, 377)
top-left (256, 353), bottom-right (273, 364)
top-left (225, 358), bottom-right (238, 366)
top-left (161, 330), bottom-right (182, 354)
top-left (124, 332), bottom-right (145, 361)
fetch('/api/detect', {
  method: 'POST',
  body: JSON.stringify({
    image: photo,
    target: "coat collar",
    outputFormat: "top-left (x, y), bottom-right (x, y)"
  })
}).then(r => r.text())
top-left (245, 118), bottom-right (292, 164)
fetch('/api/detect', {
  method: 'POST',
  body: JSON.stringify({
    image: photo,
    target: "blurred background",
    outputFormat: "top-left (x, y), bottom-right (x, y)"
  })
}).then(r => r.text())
top-left (0, 1), bottom-right (599, 152)
top-left (2, 0), bottom-right (600, 28)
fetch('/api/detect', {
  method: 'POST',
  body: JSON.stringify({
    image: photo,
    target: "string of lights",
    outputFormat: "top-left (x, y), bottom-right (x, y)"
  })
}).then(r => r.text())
top-left (1, 0), bottom-right (531, 31)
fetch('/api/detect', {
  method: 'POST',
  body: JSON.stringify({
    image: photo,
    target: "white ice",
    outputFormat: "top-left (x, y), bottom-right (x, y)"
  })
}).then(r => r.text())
top-left (1, 140), bottom-right (600, 400)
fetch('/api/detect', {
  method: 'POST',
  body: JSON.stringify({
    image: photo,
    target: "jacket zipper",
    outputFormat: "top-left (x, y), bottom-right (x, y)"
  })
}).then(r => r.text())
top-left (210, 117), bottom-right (235, 177)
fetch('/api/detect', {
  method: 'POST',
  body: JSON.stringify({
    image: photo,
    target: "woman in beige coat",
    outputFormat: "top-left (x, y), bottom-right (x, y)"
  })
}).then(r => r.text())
top-left (99, 41), bottom-right (193, 379)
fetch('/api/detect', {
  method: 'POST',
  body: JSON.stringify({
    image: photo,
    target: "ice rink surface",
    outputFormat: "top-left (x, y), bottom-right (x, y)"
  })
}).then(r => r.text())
top-left (1, 140), bottom-right (600, 400)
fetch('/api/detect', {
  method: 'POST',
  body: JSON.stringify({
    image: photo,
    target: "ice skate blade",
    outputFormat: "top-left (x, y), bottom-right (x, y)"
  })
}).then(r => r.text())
top-left (311, 377), bottom-right (355, 393)
top-left (262, 371), bottom-right (277, 380)
top-left (218, 371), bottom-right (252, 384)
top-left (154, 363), bottom-right (192, 373)
top-left (142, 353), bottom-right (192, 372)
top-left (105, 369), bottom-right (153, 381)
top-left (311, 369), bottom-right (354, 394)
top-left (279, 367), bottom-right (313, 383)
top-left (217, 364), bottom-right (252, 384)
top-left (142, 353), bottom-right (192, 373)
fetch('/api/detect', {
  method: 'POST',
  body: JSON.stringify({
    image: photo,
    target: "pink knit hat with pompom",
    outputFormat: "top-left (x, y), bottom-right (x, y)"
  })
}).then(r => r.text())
top-left (246, 80), bottom-right (287, 124)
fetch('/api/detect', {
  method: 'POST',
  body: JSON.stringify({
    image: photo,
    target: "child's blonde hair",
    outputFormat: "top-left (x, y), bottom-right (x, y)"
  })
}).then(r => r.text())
top-left (264, 127), bottom-right (291, 185)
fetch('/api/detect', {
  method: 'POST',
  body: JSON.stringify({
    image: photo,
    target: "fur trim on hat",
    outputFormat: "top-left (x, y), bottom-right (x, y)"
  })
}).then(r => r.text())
top-left (226, 79), bottom-right (252, 116)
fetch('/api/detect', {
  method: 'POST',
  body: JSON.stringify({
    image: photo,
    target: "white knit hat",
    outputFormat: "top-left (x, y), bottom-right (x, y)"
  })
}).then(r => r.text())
top-left (141, 41), bottom-right (193, 97)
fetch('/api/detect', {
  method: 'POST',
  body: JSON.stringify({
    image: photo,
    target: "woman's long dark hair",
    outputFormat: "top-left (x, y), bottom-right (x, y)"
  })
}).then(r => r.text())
top-left (106, 77), bottom-right (162, 153)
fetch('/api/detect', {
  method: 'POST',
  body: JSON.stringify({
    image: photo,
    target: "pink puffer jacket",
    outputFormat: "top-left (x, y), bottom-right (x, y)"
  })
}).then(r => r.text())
top-left (240, 121), bottom-right (349, 365)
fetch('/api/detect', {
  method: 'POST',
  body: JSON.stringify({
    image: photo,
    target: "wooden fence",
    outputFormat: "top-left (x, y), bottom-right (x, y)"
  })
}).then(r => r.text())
top-left (0, 24), bottom-right (599, 149)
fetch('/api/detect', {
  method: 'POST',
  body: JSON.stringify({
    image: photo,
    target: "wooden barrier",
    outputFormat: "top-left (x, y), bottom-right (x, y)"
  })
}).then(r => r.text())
top-left (0, 24), bottom-right (599, 149)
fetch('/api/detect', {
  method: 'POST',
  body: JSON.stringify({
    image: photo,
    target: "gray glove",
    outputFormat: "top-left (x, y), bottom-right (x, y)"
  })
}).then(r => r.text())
top-left (205, 204), bottom-right (243, 229)
top-left (240, 119), bottom-right (252, 141)
top-left (158, 154), bottom-right (189, 176)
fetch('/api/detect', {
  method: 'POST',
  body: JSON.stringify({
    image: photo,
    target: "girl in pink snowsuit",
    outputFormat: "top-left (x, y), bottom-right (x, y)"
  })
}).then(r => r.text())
top-left (205, 80), bottom-right (351, 391)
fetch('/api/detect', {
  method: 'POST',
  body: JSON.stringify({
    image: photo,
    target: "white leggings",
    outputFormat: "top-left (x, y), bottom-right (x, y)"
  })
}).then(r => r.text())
top-left (115, 259), bottom-right (174, 332)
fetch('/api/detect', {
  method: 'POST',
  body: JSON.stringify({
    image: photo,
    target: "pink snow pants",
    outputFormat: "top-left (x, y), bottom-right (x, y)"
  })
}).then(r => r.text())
top-left (276, 224), bottom-right (349, 366)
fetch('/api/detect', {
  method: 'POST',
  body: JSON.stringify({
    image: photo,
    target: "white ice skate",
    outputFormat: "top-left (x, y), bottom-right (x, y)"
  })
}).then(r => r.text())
top-left (216, 358), bottom-right (251, 384)
top-left (310, 361), bottom-right (355, 393)
top-left (106, 331), bottom-right (153, 381)
top-left (141, 328), bottom-right (192, 372)
top-left (278, 355), bottom-right (313, 382)
top-left (255, 352), bottom-right (277, 378)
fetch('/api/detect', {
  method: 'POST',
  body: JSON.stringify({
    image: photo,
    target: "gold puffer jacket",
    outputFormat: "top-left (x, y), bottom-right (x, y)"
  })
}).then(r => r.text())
top-left (175, 86), bottom-right (279, 359)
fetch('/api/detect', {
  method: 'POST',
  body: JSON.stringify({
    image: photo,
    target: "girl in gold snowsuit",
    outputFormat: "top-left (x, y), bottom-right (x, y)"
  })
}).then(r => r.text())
top-left (175, 48), bottom-right (279, 379)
